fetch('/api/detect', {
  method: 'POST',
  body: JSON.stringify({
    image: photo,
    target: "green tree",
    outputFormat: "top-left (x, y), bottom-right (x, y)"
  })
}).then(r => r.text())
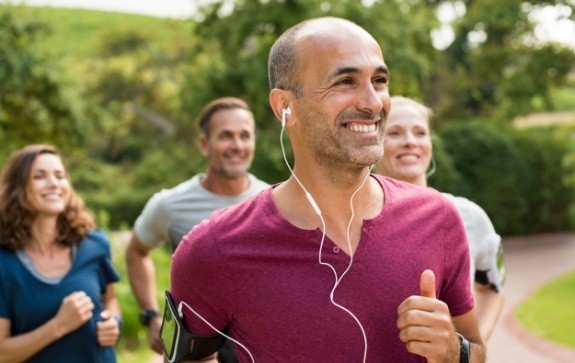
top-left (434, 0), bottom-right (575, 122)
top-left (0, 7), bottom-right (85, 156)
top-left (80, 23), bottom-right (197, 163)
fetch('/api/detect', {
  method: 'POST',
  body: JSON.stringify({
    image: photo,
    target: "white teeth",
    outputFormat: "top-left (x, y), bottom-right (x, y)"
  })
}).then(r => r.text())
top-left (399, 155), bottom-right (418, 163)
top-left (346, 123), bottom-right (377, 133)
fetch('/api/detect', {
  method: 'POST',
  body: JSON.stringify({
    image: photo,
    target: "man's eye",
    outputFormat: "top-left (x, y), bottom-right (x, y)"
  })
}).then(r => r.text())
top-left (374, 76), bottom-right (389, 85)
top-left (336, 78), bottom-right (354, 86)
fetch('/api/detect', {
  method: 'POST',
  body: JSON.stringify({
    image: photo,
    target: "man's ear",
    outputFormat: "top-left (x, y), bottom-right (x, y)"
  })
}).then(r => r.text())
top-left (198, 134), bottom-right (209, 157)
top-left (269, 89), bottom-right (295, 126)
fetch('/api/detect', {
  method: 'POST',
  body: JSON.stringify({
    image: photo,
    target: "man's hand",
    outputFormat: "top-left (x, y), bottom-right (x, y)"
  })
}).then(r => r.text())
top-left (397, 270), bottom-right (460, 362)
top-left (149, 315), bottom-right (163, 354)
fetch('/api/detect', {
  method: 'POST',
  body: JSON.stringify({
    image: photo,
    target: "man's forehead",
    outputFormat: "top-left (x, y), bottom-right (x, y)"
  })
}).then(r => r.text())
top-left (296, 33), bottom-right (386, 74)
top-left (295, 20), bottom-right (383, 59)
top-left (296, 18), bottom-right (370, 39)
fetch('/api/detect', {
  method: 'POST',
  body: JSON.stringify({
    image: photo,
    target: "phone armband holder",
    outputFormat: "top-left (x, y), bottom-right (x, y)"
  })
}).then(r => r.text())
top-left (160, 291), bottom-right (228, 362)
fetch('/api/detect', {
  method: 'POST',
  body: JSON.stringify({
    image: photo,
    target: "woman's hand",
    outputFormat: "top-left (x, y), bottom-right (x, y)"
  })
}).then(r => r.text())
top-left (52, 291), bottom-right (94, 337)
top-left (96, 310), bottom-right (121, 346)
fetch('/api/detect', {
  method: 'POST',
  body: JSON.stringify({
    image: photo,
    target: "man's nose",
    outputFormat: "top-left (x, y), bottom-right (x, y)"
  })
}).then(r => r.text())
top-left (356, 83), bottom-right (385, 115)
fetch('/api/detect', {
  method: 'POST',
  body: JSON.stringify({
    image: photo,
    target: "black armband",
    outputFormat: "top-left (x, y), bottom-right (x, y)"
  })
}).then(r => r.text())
top-left (160, 291), bottom-right (228, 362)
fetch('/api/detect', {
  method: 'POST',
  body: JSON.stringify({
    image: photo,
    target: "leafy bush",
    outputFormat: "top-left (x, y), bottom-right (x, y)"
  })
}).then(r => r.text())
top-left (510, 126), bottom-right (575, 233)
top-left (435, 121), bottom-right (575, 235)
top-left (438, 121), bottom-right (529, 235)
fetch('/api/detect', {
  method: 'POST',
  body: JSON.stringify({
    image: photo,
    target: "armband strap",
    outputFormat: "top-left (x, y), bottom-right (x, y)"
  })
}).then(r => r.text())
top-left (187, 327), bottom-right (229, 360)
top-left (456, 333), bottom-right (470, 363)
top-left (160, 291), bottom-right (228, 362)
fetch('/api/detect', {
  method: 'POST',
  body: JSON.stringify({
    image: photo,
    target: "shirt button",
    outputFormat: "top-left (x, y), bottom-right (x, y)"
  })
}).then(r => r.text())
top-left (333, 246), bottom-right (340, 253)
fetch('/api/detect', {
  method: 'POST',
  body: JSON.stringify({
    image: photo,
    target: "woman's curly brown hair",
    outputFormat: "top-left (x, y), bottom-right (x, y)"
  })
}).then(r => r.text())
top-left (0, 144), bottom-right (95, 251)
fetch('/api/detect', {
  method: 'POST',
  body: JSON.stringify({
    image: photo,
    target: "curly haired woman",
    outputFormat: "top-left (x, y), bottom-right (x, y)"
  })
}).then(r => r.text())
top-left (0, 144), bottom-right (121, 362)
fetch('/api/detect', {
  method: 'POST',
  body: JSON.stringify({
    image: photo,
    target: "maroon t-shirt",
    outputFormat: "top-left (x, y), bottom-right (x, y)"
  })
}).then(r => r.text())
top-left (171, 175), bottom-right (473, 362)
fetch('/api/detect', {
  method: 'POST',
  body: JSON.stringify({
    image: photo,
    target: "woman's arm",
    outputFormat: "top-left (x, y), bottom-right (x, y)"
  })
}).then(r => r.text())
top-left (474, 284), bottom-right (505, 341)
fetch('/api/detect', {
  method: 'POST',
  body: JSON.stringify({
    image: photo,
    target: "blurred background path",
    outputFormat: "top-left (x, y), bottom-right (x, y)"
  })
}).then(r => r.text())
top-left (488, 232), bottom-right (575, 362)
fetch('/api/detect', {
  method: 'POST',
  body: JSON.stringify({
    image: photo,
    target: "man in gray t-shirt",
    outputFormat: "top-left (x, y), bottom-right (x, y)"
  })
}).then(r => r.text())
top-left (125, 97), bottom-right (269, 362)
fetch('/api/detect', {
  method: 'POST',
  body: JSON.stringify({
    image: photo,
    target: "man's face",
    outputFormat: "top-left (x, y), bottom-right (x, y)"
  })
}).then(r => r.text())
top-left (200, 108), bottom-right (256, 179)
top-left (291, 23), bottom-right (391, 171)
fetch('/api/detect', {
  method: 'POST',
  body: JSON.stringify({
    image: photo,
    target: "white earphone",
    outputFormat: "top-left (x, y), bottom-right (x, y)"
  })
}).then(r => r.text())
top-left (281, 107), bottom-right (292, 127)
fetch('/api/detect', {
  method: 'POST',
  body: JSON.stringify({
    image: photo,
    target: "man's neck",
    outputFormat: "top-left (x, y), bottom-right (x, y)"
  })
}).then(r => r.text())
top-left (275, 167), bottom-right (381, 223)
top-left (274, 171), bottom-right (382, 254)
top-left (200, 172), bottom-right (250, 196)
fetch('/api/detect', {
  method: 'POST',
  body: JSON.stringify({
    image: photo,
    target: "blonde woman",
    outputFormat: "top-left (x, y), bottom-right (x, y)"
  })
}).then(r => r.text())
top-left (376, 96), bottom-right (506, 341)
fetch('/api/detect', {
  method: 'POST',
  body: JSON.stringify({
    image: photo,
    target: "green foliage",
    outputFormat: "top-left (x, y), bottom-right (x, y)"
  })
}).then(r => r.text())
top-left (426, 135), bottom-right (468, 195)
top-left (550, 77), bottom-right (575, 112)
top-left (5, 6), bottom-right (191, 60)
top-left (435, 0), bottom-right (575, 121)
top-left (438, 121), bottom-right (530, 234)
top-left (511, 126), bottom-right (575, 233)
top-left (516, 270), bottom-right (575, 349)
top-left (436, 121), bottom-right (575, 235)
top-left (0, 7), bottom-right (85, 151)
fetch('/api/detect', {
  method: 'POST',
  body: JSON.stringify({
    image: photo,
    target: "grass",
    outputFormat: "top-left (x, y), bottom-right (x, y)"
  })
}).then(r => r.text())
top-left (516, 270), bottom-right (575, 349)
top-left (0, 5), bottom-right (193, 59)
top-left (109, 231), bottom-right (172, 363)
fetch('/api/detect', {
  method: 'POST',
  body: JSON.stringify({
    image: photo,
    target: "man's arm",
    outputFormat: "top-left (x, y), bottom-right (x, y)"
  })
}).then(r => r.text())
top-left (125, 232), bottom-right (163, 354)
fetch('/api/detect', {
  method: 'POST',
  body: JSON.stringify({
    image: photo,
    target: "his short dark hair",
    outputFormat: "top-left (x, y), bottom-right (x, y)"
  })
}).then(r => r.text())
top-left (198, 97), bottom-right (252, 135)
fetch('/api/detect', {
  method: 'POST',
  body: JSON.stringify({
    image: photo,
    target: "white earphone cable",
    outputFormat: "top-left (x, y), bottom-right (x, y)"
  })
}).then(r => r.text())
top-left (178, 301), bottom-right (255, 363)
top-left (280, 112), bottom-right (370, 363)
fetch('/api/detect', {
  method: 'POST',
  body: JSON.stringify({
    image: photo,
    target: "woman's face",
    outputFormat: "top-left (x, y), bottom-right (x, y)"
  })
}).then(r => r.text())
top-left (376, 103), bottom-right (432, 186)
top-left (27, 153), bottom-right (71, 216)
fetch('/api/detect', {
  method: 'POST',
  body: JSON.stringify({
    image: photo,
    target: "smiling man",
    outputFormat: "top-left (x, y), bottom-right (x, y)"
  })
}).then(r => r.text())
top-left (170, 17), bottom-right (485, 362)
top-left (125, 97), bottom-right (268, 362)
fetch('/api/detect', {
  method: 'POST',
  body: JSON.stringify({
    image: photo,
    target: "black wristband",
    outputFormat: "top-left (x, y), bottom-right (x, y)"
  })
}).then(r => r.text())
top-left (139, 309), bottom-right (160, 326)
top-left (456, 333), bottom-right (470, 363)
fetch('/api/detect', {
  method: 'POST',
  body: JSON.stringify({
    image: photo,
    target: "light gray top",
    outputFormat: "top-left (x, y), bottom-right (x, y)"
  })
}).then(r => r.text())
top-left (134, 173), bottom-right (269, 251)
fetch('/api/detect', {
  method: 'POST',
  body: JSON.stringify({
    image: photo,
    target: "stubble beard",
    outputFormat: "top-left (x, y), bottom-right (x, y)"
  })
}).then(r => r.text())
top-left (302, 107), bottom-right (386, 170)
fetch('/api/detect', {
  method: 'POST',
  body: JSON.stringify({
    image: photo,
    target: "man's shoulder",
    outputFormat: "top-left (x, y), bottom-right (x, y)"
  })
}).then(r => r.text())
top-left (376, 174), bottom-right (443, 199)
top-left (143, 176), bottom-right (205, 210)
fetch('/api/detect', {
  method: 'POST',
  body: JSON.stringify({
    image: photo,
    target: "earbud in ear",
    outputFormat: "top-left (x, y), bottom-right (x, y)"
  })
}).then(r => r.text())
top-left (281, 107), bottom-right (292, 127)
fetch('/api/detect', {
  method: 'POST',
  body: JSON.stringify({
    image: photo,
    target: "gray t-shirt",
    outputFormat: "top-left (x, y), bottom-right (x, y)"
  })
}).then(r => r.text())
top-left (134, 174), bottom-right (269, 251)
